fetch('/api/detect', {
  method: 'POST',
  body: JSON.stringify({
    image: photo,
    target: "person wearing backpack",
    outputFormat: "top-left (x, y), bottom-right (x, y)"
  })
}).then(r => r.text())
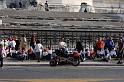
top-left (105, 36), bottom-right (115, 52)
top-left (104, 36), bottom-right (115, 60)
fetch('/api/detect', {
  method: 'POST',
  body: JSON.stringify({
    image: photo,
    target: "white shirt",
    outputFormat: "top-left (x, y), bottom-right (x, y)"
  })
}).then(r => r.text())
top-left (8, 40), bottom-right (16, 48)
top-left (34, 43), bottom-right (43, 52)
top-left (48, 50), bottom-right (52, 54)
top-left (59, 41), bottom-right (67, 48)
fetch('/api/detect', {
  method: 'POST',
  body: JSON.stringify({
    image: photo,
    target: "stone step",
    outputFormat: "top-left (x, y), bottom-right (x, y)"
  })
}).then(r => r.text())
top-left (0, 9), bottom-right (121, 19)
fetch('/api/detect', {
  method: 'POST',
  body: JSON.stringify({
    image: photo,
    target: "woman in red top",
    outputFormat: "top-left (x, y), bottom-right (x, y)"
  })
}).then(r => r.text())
top-left (96, 37), bottom-right (105, 50)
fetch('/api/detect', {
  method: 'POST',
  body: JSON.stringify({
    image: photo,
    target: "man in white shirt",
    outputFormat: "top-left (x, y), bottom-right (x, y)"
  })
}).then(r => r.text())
top-left (34, 40), bottom-right (43, 62)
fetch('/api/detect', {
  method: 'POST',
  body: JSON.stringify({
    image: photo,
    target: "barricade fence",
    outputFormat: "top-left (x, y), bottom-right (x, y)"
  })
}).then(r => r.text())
top-left (0, 29), bottom-right (123, 49)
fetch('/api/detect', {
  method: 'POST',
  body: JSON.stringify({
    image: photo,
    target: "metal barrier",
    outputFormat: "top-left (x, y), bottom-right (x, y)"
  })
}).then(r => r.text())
top-left (0, 29), bottom-right (123, 49)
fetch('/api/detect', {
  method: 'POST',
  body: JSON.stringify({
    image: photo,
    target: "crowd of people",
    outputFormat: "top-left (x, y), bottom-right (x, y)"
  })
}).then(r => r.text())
top-left (0, 34), bottom-right (52, 68)
top-left (0, 34), bottom-right (124, 68)
top-left (75, 35), bottom-right (124, 64)
top-left (7, 0), bottom-right (49, 11)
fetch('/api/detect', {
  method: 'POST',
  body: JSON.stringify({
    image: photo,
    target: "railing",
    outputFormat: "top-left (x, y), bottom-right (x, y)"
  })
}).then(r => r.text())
top-left (0, 29), bottom-right (122, 49)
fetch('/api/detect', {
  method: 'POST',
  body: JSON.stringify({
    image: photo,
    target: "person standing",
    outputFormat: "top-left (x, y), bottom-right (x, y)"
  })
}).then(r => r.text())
top-left (8, 37), bottom-right (13, 57)
top-left (105, 36), bottom-right (115, 52)
top-left (19, 1), bottom-right (22, 8)
top-left (117, 35), bottom-right (124, 64)
top-left (45, 1), bottom-right (49, 11)
top-left (0, 44), bottom-right (4, 68)
top-left (34, 40), bottom-right (43, 62)
top-left (15, 36), bottom-right (20, 51)
top-left (30, 33), bottom-right (36, 50)
top-left (20, 34), bottom-right (27, 52)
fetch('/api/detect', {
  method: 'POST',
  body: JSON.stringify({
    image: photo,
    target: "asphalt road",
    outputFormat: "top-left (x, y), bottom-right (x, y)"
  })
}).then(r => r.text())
top-left (0, 66), bottom-right (124, 82)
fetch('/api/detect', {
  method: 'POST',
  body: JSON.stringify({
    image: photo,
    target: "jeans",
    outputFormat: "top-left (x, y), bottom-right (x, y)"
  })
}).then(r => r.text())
top-left (36, 52), bottom-right (42, 62)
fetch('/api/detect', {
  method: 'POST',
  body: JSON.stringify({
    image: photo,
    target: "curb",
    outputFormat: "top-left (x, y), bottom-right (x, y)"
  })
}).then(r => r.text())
top-left (3, 63), bottom-right (124, 67)
top-left (4, 64), bottom-right (49, 66)
top-left (80, 64), bottom-right (124, 66)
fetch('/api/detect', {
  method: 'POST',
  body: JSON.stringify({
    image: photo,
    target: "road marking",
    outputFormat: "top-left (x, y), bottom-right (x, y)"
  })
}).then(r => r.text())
top-left (1, 79), bottom-right (124, 82)
top-left (27, 79), bottom-right (122, 82)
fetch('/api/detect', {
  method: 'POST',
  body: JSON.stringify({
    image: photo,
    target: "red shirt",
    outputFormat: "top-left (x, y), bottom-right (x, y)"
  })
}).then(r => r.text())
top-left (96, 40), bottom-right (105, 49)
